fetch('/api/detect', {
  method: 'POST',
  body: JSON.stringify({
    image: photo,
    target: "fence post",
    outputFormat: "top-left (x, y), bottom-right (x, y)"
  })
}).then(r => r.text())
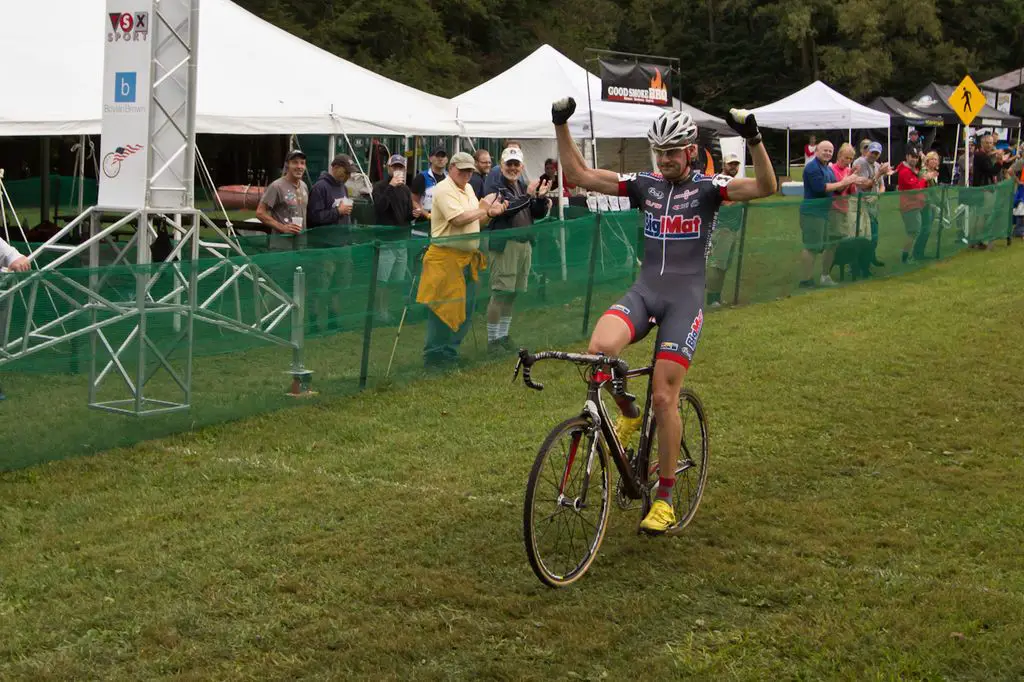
top-left (359, 241), bottom-right (381, 390)
top-left (935, 185), bottom-right (947, 260)
top-left (855, 193), bottom-right (863, 238)
top-left (1008, 181), bottom-right (1015, 246)
top-left (731, 203), bottom-right (750, 306)
top-left (286, 266), bottom-right (313, 396)
top-left (581, 213), bottom-right (602, 336)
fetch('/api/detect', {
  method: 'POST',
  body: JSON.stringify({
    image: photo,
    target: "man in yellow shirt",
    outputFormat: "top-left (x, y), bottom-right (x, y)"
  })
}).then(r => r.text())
top-left (416, 152), bottom-right (507, 370)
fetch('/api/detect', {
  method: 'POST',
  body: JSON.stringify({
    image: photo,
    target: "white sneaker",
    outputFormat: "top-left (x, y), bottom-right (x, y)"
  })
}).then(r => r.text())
top-left (819, 275), bottom-right (837, 286)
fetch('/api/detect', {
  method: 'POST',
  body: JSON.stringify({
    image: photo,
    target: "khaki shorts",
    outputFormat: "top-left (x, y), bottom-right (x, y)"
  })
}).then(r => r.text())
top-left (488, 240), bottom-right (532, 293)
top-left (707, 228), bottom-right (738, 271)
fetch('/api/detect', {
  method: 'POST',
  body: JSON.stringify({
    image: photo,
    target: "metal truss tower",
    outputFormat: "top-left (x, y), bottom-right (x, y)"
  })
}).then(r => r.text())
top-left (0, 0), bottom-right (310, 415)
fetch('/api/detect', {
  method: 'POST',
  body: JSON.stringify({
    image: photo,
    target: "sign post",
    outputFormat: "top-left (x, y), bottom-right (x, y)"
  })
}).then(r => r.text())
top-left (98, 2), bottom-right (155, 209)
top-left (948, 75), bottom-right (985, 190)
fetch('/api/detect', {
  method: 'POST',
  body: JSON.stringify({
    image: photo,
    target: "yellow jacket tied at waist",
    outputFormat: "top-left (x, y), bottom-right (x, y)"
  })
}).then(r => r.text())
top-left (416, 245), bottom-right (487, 332)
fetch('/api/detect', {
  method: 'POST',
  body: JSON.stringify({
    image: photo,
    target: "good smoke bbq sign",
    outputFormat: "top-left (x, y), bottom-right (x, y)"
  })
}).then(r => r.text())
top-left (599, 60), bottom-right (671, 106)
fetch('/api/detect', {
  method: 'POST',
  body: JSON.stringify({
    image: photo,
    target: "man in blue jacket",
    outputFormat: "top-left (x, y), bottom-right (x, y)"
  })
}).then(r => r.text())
top-left (799, 141), bottom-right (859, 288)
top-left (307, 154), bottom-right (357, 332)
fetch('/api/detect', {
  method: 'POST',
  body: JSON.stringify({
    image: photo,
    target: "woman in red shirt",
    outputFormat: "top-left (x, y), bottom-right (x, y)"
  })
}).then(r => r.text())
top-left (895, 149), bottom-right (936, 264)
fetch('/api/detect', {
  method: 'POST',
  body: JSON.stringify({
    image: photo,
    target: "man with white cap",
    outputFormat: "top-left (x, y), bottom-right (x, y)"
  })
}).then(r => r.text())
top-left (482, 147), bottom-right (551, 351)
top-left (705, 151), bottom-right (743, 307)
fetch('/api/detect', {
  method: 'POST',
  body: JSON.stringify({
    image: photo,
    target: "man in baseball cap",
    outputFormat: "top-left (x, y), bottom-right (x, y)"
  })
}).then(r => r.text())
top-left (257, 149), bottom-right (309, 251)
top-left (706, 151), bottom-right (745, 306)
top-left (480, 145), bottom-right (552, 351)
top-left (305, 152), bottom-right (359, 330)
top-left (851, 140), bottom-right (893, 268)
top-left (416, 150), bottom-right (506, 370)
top-left (371, 153), bottom-right (417, 322)
top-left (409, 148), bottom-right (449, 237)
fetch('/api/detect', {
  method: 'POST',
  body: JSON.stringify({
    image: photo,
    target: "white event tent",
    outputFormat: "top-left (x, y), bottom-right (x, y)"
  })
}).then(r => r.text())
top-left (453, 45), bottom-right (744, 178)
top-left (454, 44), bottom-right (727, 140)
top-left (0, 0), bottom-right (458, 137)
top-left (751, 80), bottom-right (891, 168)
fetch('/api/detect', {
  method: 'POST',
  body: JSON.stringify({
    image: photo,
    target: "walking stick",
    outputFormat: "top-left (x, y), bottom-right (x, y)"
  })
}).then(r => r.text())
top-left (385, 246), bottom-right (427, 379)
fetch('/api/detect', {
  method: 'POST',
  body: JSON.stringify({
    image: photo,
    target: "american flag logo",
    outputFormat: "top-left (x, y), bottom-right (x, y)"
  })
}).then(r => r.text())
top-left (112, 144), bottom-right (143, 161)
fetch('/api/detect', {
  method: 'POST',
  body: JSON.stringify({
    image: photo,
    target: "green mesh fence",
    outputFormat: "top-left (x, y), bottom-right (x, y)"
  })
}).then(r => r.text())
top-left (0, 180), bottom-right (1016, 470)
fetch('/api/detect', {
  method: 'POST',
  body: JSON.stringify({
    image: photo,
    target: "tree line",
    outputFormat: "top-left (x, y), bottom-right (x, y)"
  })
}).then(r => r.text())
top-left (241, 0), bottom-right (1024, 115)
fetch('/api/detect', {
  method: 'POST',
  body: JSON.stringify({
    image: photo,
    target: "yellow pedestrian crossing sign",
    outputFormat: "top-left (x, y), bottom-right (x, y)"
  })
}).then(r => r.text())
top-left (949, 75), bottom-right (985, 126)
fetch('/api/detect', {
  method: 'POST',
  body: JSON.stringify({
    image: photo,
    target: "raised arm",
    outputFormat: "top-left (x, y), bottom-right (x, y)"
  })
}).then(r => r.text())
top-left (717, 109), bottom-right (778, 202)
top-left (552, 98), bottom-right (622, 196)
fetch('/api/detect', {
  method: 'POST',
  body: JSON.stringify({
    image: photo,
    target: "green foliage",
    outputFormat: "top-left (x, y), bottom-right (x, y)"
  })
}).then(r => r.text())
top-left (232, 0), bottom-right (1023, 112)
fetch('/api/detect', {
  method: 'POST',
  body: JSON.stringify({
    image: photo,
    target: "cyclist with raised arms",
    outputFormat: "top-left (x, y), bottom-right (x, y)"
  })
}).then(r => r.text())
top-left (552, 97), bottom-right (777, 534)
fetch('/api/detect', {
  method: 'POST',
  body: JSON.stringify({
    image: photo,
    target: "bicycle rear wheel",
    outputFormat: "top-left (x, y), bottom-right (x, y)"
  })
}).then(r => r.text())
top-left (644, 388), bottom-right (710, 537)
top-left (523, 416), bottom-right (611, 588)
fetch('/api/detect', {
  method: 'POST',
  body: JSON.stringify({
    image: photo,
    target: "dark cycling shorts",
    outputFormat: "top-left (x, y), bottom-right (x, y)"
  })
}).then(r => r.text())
top-left (602, 277), bottom-right (704, 368)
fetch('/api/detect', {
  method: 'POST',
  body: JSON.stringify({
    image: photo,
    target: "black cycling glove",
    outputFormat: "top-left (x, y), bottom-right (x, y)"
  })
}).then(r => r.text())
top-left (727, 108), bottom-right (762, 144)
top-left (552, 97), bottom-right (577, 126)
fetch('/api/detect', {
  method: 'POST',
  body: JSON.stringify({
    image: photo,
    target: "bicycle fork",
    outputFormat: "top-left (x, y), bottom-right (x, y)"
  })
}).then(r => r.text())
top-left (555, 400), bottom-right (606, 511)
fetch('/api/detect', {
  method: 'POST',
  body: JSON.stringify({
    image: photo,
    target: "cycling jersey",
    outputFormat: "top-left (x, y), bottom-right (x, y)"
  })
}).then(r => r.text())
top-left (602, 170), bottom-right (733, 367)
top-left (617, 170), bottom-right (733, 277)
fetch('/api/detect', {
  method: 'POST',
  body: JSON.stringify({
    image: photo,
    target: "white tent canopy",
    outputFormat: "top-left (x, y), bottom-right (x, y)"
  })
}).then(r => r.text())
top-left (751, 80), bottom-right (891, 130)
top-left (0, 0), bottom-right (458, 136)
top-left (454, 45), bottom-right (726, 139)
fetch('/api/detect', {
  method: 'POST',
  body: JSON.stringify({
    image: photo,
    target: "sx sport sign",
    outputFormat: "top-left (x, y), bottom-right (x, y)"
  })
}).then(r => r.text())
top-left (108, 11), bottom-right (149, 42)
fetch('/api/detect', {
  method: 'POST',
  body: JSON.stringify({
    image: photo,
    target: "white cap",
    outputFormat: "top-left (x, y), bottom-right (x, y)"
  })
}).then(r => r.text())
top-left (501, 147), bottom-right (525, 165)
top-left (724, 151), bottom-right (742, 165)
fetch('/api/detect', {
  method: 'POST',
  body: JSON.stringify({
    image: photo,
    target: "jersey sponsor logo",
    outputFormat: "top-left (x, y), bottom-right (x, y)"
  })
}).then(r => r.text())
top-left (685, 309), bottom-right (704, 354)
top-left (644, 200), bottom-right (663, 210)
top-left (610, 304), bottom-right (631, 315)
top-left (659, 341), bottom-right (679, 352)
top-left (712, 174), bottom-right (733, 188)
top-left (644, 212), bottom-right (702, 240)
top-left (680, 188), bottom-right (699, 200)
top-left (672, 200), bottom-right (698, 210)
top-left (648, 187), bottom-right (665, 200)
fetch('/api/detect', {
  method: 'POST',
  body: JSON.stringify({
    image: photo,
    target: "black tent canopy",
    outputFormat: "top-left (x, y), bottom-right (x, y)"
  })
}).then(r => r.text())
top-left (906, 83), bottom-right (1021, 127)
top-left (867, 97), bottom-right (944, 127)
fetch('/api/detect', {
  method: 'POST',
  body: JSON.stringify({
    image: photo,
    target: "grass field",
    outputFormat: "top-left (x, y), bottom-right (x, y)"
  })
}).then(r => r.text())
top-left (2, 241), bottom-right (1023, 679)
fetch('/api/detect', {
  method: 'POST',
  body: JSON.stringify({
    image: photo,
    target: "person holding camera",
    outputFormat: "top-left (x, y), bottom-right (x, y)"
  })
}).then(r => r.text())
top-left (482, 147), bottom-right (551, 352)
top-left (0, 238), bottom-right (30, 273)
top-left (372, 154), bottom-right (417, 322)
top-left (304, 154), bottom-right (357, 331)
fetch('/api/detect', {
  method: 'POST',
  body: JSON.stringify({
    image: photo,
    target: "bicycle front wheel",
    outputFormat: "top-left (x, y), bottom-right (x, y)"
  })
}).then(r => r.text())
top-left (523, 416), bottom-right (611, 588)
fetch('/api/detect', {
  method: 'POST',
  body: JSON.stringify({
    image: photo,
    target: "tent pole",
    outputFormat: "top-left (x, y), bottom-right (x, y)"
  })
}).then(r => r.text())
top-left (328, 135), bottom-right (336, 161)
top-left (77, 134), bottom-right (86, 215)
top-left (886, 125), bottom-right (891, 165)
top-left (786, 129), bottom-right (790, 177)
top-left (848, 128), bottom-right (852, 144)
top-left (585, 61), bottom-right (598, 171)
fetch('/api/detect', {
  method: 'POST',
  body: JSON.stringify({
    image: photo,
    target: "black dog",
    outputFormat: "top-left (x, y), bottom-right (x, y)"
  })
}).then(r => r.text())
top-left (830, 237), bottom-right (875, 281)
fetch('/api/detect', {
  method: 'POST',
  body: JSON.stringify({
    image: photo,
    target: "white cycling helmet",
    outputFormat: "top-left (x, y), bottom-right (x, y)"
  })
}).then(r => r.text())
top-left (647, 110), bottom-right (698, 150)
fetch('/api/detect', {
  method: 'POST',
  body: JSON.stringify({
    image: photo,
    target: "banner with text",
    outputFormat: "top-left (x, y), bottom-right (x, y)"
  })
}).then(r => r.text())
top-left (98, 0), bottom-right (155, 209)
top-left (599, 60), bottom-right (671, 106)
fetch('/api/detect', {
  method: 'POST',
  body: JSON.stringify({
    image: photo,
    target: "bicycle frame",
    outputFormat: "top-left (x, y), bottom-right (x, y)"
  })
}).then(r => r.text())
top-left (513, 349), bottom-right (656, 501)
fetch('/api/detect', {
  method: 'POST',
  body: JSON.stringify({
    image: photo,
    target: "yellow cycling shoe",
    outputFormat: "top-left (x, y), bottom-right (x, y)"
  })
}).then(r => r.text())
top-left (614, 413), bottom-right (643, 447)
top-left (640, 500), bottom-right (677, 535)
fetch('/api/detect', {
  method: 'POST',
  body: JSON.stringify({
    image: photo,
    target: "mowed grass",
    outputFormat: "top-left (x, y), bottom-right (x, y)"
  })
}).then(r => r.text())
top-left (2, 245), bottom-right (1024, 679)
